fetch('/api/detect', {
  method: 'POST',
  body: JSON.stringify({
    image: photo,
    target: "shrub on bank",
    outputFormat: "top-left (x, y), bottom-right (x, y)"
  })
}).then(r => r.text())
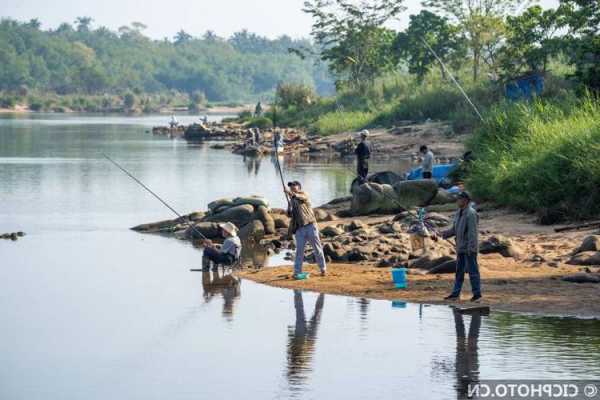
top-left (312, 111), bottom-right (376, 136)
top-left (245, 116), bottom-right (273, 129)
top-left (466, 97), bottom-right (600, 221)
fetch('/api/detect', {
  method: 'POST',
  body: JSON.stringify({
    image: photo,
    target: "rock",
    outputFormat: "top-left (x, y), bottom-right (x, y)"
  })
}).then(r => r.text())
top-left (347, 248), bottom-right (370, 262)
top-left (429, 188), bottom-right (456, 205)
top-left (131, 216), bottom-right (189, 233)
top-left (208, 198), bottom-right (234, 212)
top-left (479, 235), bottom-right (525, 259)
top-left (409, 253), bottom-right (453, 270)
top-left (350, 182), bottom-right (402, 215)
top-left (350, 171), bottom-right (403, 194)
top-left (184, 222), bottom-right (222, 239)
top-left (255, 205), bottom-right (276, 234)
top-left (321, 225), bottom-right (344, 237)
top-left (323, 243), bottom-right (348, 261)
top-left (567, 251), bottom-right (600, 266)
top-left (562, 273), bottom-right (600, 283)
top-left (574, 235), bottom-right (600, 254)
top-left (313, 208), bottom-right (330, 222)
top-left (273, 214), bottom-right (290, 229)
top-left (377, 259), bottom-right (394, 268)
top-left (392, 180), bottom-right (439, 209)
top-left (188, 211), bottom-right (206, 221)
top-left (424, 212), bottom-right (451, 227)
top-left (348, 220), bottom-right (366, 231)
top-left (378, 224), bottom-right (395, 234)
top-left (427, 260), bottom-right (457, 274)
top-left (16, 231), bottom-right (25, 237)
top-left (239, 220), bottom-right (265, 241)
top-left (232, 196), bottom-right (269, 208)
top-left (530, 254), bottom-right (545, 263)
top-left (204, 204), bottom-right (255, 228)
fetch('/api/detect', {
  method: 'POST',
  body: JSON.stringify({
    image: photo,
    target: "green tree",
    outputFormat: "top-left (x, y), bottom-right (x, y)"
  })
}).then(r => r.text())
top-left (174, 30), bottom-right (192, 45)
top-left (303, 0), bottom-right (405, 88)
top-left (499, 6), bottom-right (562, 77)
top-left (422, 0), bottom-right (527, 81)
top-left (559, 0), bottom-right (600, 91)
top-left (123, 92), bottom-right (136, 109)
top-left (394, 10), bottom-right (466, 82)
top-left (75, 17), bottom-right (93, 32)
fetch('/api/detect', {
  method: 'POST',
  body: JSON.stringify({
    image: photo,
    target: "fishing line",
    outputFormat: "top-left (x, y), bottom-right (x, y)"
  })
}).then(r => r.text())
top-left (102, 153), bottom-right (208, 241)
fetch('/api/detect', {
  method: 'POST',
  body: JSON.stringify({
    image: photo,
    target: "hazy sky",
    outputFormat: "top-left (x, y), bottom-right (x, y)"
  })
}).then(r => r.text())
top-left (1, 0), bottom-right (559, 40)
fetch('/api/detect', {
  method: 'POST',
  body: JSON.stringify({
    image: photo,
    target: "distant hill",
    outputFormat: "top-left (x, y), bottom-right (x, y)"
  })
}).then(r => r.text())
top-left (0, 19), bottom-right (333, 102)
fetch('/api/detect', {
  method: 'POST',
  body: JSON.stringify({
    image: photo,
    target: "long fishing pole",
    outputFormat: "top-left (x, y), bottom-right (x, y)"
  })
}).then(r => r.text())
top-left (420, 37), bottom-right (485, 123)
top-left (102, 153), bottom-right (208, 241)
top-left (273, 140), bottom-right (290, 205)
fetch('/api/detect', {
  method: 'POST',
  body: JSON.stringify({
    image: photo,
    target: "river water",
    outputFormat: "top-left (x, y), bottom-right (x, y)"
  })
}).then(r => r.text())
top-left (1, 114), bottom-right (599, 400)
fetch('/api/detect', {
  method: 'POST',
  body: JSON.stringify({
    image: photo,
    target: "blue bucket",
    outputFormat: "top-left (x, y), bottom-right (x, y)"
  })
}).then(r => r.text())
top-left (391, 268), bottom-right (407, 289)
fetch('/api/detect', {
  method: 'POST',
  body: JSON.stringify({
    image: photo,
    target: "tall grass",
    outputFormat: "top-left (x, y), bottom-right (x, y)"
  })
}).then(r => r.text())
top-left (312, 111), bottom-right (377, 136)
top-left (467, 96), bottom-right (600, 221)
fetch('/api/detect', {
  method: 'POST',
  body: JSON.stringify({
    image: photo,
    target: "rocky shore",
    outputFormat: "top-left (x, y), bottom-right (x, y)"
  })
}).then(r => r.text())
top-left (133, 177), bottom-right (600, 318)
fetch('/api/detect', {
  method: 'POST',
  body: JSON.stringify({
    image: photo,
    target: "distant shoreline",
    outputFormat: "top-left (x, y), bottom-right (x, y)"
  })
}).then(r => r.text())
top-left (0, 104), bottom-right (251, 115)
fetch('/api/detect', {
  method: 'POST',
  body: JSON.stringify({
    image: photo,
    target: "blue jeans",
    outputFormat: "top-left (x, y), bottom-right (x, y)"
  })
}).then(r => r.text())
top-left (294, 223), bottom-right (327, 274)
top-left (451, 253), bottom-right (481, 297)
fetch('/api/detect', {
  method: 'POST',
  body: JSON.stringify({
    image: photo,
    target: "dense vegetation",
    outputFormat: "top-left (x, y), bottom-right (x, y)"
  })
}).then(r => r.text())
top-left (0, 18), bottom-right (333, 111)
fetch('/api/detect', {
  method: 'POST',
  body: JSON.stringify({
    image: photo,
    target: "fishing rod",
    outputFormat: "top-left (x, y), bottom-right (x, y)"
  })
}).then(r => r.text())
top-left (102, 153), bottom-right (209, 241)
top-left (273, 140), bottom-right (290, 205)
top-left (420, 37), bottom-right (485, 123)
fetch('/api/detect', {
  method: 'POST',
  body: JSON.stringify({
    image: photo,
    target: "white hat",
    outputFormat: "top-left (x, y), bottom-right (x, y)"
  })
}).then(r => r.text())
top-left (219, 222), bottom-right (238, 236)
top-left (360, 129), bottom-right (370, 137)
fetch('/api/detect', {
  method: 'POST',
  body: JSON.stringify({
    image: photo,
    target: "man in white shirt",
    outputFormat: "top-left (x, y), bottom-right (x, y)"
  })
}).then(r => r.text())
top-left (420, 145), bottom-right (434, 179)
top-left (201, 222), bottom-right (241, 271)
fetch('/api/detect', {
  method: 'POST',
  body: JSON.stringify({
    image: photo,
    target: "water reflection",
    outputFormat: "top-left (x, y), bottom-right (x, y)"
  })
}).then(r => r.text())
top-left (243, 155), bottom-right (262, 176)
top-left (453, 310), bottom-right (481, 399)
top-left (201, 270), bottom-right (241, 322)
top-left (287, 290), bottom-right (325, 393)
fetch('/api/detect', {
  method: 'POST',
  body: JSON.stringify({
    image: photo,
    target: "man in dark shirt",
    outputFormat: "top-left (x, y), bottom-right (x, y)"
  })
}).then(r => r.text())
top-left (354, 130), bottom-right (371, 182)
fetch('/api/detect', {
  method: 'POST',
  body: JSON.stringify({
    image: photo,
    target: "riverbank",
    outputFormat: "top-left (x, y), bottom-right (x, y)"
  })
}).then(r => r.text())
top-left (238, 207), bottom-right (600, 319)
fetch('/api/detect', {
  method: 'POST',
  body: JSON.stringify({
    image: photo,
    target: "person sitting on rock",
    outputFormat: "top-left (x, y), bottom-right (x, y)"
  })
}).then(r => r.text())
top-left (420, 145), bottom-right (435, 179)
top-left (355, 130), bottom-right (371, 182)
top-left (434, 191), bottom-right (482, 302)
top-left (285, 181), bottom-right (327, 279)
top-left (201, 222), bottom-right (242, 272)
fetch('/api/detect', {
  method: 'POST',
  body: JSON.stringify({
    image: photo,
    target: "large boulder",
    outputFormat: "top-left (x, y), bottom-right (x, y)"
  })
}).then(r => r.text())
top-left (204, 204), bottom-right (254, 228)
top-left (323, 243), bottom-right (348, 261)
top-left (273, 214), bottom-right (290, 229)
top-left (350, 182), bottom-right (402, 215)
top-left (254, 205), bottom-right (276, 234)
top-left (313, 208), bottom-right (330, 222)
top-left (574, 236), bottom-right (600, 254)
top-left (429, 188), bottom-right (456, 205)
top-left (350, 171), bottom-right (403, 194)
top-left (321, 225), bottom-right (344, 237)
top-left (479, 235), bottom-right (525, 259)
top-left (391, 180), bottom-right (440, 209)
top-left (184, 222), bottom-right (222, 239)
top-left (567, 251), bottom-right (600, 266)
top-left (208, 198), bottom-right (234, 212)
top-left (428, 260), bottom-right (457, 274)
top-left (232, 196), bottom-right (269, 208)
top-left (562, 273), bottom-right (600, 283)
top-left (409, 252), bottom-right (453, 270)
top-left (239, 220), bottom-right (265, 241)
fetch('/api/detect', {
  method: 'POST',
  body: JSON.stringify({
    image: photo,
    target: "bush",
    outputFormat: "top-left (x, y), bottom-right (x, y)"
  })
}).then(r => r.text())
top-left (0, 96), bottom-right (16, 108)
top-left (29, 101), bottom-right (44, 111)
top-left (466, 97), bottom-right (600, 221)
top-left (245, 116), bottom-right (273, 129)
top-left (276, 83), bottom-right (317, 109)
top-left (312, 111), bottom-right (376, 136)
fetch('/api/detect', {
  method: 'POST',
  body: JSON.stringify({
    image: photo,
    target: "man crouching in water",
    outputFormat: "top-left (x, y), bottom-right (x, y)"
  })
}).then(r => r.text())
top-left (285, 180), bottom-right (327, 279)
top-left (201, 222), bottom-right (241, 272)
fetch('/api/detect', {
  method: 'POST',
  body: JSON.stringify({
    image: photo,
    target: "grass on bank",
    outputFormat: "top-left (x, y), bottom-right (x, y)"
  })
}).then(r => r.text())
top-left (466, 96), bottom-right (600, 221)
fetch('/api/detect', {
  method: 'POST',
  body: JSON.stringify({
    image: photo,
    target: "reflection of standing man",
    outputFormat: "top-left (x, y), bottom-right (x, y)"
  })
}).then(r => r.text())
top-left (453, 310), bottom-right (481, 399)
top-left (354, 130), bottom-right (371, 182)
top-left (287, 290), bottom-right (325, 389)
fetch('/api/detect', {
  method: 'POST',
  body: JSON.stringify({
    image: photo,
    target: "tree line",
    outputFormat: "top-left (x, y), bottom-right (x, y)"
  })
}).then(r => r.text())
top-left (302, 0), bottom-right (599, 92)
top-left (0, 18), bottom-right (333, 102)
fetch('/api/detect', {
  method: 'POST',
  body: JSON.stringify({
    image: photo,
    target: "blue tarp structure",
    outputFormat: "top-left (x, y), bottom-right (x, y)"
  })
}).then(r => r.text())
top-left (406, 163), bottom-right (457, 184)
top-left (505, 73), bottom-right (544, 101)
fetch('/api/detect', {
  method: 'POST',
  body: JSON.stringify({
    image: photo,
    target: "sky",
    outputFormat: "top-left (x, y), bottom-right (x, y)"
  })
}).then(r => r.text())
top-left (1, 0), bottom-right (560, 40)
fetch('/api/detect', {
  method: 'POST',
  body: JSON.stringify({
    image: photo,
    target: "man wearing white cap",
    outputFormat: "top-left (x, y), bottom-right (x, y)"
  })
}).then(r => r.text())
top-left (201, 222), bottom-right (242, 272)
top-left (355, 130), bottom-right (371, 181)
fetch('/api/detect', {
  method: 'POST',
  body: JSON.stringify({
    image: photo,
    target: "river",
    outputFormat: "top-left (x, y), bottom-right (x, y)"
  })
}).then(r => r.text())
top-left (1, 113), bottom-right (599, 400)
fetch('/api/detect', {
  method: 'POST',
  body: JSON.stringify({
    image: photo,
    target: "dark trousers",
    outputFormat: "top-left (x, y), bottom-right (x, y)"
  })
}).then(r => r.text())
top-left (451, 253), bottom-right (482, 297)
top-left (357, 160), bottom-right (369, 180)
top-left (423, 171), bottom-right (432, 179)
top-left (203, 247), bottom-right (234, 271)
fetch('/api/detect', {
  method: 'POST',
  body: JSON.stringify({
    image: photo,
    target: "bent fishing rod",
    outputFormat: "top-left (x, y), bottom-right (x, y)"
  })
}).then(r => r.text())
top-left (102, 153), bottom-right (209, 241)
top-left (273, 141), bottom-right (290, 205)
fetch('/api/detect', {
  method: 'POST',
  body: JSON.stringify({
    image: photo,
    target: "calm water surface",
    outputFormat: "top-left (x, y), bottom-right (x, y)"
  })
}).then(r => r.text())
top-left (1, 114), bottom-right (599, 400)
